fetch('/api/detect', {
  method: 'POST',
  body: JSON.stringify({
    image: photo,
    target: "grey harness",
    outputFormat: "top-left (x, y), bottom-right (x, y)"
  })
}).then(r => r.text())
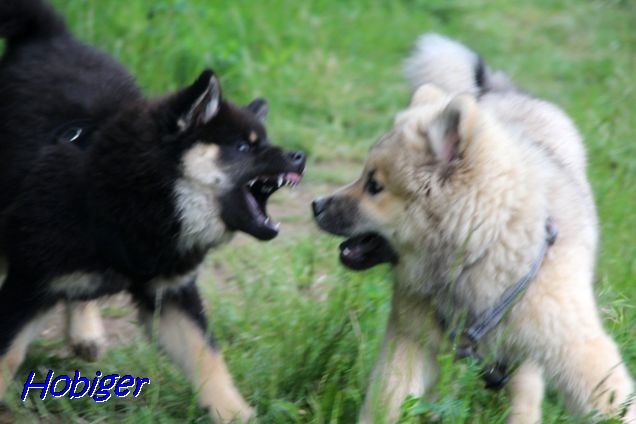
top-left (455, 218), bottom-right (558, 389)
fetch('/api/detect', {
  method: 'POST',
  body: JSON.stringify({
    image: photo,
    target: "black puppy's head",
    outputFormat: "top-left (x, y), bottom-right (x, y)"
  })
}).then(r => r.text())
top-left (157, 70), bottom-right (305, 242)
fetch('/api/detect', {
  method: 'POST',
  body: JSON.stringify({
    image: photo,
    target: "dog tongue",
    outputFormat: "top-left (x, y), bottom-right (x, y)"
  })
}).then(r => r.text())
top-left (338, 233), bottom-right (398, 270)
top-left (285, 172), bottom-right (302, 185)
top-left (341, 245), bottom-right (361, 260)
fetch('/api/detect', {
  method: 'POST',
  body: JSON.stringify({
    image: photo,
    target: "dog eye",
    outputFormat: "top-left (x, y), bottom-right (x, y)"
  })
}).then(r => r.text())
top-left (237, 141), bottom-right (251, 153)
top-left (366, 178), bottom-right (384, 195)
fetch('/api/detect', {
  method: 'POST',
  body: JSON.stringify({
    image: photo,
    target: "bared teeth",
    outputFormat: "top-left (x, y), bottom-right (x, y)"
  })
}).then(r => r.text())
top-left (243, 172), bottom-right (303, 234)
top-left (245, 173), bottom-right (303, 193)
top-left (263, 217), bottom-right (280, 231)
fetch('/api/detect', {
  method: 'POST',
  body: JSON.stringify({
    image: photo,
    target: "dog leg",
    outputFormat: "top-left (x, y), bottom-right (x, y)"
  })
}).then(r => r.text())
top-left (132, 279), bottom-right (253, 423)
top-left (507, 360), bottom-right (544, 424)
top-left (550, 330), bottom-right (635, 421)
top-left (360, 294), bottom-right (441, 424)
top-left (0, 272), bottom-right (48, 399)
top-left (65, 300), bottom-right (105, 361)
top-left (0, 316), bottom-right (45, 399)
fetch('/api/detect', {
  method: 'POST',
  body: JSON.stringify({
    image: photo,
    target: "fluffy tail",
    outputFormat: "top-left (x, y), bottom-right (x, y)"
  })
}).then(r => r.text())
top-left (0, 0), bottom-right (66, 48)
top-left (404, 33), bottom-right (514, 96)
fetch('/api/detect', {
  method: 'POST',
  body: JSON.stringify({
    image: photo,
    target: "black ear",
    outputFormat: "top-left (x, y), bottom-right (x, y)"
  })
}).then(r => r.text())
top-left (246, 98), bottom-right (268, 123)
top-left (175, 70), bottom-right (222, 131)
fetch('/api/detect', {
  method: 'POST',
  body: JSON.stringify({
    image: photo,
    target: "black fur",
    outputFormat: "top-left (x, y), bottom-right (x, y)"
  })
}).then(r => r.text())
top-left (0, 0), bottom-right (304, 394)
top-left (0, 1), bottom-right (140, 218)
top-left (131, 277), bottom-right (217, 348)
top-left (474, 56), bottom-right (487, 92)
top-left (0, 0), bottom-right (66, 44)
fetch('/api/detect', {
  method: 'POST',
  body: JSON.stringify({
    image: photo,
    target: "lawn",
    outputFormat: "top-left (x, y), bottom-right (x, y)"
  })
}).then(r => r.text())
top-left (2, 0), bottom-right (635, 422)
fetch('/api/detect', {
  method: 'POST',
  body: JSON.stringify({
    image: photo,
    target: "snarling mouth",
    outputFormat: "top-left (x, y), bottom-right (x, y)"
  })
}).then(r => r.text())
top-left (242, 172), bottom-right (302, 234)
top-left (339, 232), bottom-right (398, 270)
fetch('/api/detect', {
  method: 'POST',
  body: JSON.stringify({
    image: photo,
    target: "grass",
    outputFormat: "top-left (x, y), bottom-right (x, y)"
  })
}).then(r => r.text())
top-left (2, 0), bottom-right (635, 422)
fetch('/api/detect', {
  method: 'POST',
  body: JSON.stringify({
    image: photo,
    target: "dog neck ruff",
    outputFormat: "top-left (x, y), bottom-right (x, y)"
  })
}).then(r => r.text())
top-left (456, 217), bottom-right (558, 389)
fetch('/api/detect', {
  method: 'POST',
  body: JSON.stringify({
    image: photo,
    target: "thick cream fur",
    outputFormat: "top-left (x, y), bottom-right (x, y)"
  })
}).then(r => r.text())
top-left (352, 35), bottom-right (635, 423)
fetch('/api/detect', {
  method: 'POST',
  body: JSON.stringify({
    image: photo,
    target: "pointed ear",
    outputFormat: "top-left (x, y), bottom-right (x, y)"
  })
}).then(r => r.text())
top-left (176, 70), bottom-right (222, 131)
top-left (427, 94), bottom-right (478, 164)
top-left (410, 84), bottom-right (447, 107)
top-left (245, 98), bottom-right (268, 123)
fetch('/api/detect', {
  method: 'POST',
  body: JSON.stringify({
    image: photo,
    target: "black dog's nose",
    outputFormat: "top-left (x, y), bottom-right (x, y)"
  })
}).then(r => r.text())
top-left (287, 150), bottom-right (306, 166)
top-left (312, 197), bottom-right (329, 217)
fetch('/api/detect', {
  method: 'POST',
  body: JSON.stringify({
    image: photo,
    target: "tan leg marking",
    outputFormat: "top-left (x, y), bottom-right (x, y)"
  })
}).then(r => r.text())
top-left (0, 315), bottom-right (46, 399)
top-left (146, 307), bottom-right (253, 423)
top-left (65, 300), bottom-right (105, 361)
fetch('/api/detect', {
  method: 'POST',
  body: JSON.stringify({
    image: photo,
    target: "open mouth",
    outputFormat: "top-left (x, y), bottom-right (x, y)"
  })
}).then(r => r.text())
top-left (339, 232), bottom-right (398, 270)
top-left (242, 171), bottom-right (302, 234)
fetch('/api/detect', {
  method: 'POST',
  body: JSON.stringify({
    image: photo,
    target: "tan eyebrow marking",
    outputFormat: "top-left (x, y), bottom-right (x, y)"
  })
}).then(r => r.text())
top-left (249, 131), bottom-right (258, 143)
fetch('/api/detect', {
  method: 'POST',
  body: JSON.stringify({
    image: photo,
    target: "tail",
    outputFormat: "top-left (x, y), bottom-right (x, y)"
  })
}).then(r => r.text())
top-left (404, 33), bottom-right (514, 96)
top-left (0, 0), bottom-right (67, 48)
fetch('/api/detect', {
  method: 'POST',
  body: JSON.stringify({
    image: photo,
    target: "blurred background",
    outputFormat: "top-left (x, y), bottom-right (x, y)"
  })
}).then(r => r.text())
top-left (2, 0), bottom-right (634, 422)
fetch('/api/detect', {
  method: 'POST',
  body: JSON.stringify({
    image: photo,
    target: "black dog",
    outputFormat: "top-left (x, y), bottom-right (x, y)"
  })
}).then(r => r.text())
top-left (0, 1), bottom-right (305, 421)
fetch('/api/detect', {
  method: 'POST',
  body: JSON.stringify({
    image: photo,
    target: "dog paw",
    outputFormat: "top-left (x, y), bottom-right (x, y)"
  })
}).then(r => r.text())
top-left (65, 300), bottom-right (106, 361)
top-left (207, 404), bottom-right (255, 423)
top-left (70, 338), bottom-right (104, 362)
top-left (622, 404), bottom-right (636, 423)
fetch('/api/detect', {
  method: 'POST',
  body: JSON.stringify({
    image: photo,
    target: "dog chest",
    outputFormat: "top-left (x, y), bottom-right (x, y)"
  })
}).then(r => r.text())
top-left (48, 272), bottom-right (128, 300)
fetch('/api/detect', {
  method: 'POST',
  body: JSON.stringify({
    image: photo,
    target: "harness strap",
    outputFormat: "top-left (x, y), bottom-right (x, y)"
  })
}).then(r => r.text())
top-left (464, 218), bottom-right (558, 343)
top-left (455, 217), bottom-right (558, 390)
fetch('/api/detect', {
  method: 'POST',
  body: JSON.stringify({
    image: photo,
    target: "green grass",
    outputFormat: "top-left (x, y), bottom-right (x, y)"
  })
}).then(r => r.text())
top-left (2, 0), bottom-right (635, 422)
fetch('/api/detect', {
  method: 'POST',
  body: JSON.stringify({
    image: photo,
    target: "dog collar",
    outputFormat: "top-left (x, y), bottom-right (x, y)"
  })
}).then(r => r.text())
top-left (455, 217), bottom-right (558, 389)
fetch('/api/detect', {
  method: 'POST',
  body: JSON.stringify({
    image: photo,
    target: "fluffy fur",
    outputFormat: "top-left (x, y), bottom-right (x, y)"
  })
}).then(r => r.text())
top-left (313, 33), bottom-right (634, 423)
top-left (0, 1), bottom-right (304, 422)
